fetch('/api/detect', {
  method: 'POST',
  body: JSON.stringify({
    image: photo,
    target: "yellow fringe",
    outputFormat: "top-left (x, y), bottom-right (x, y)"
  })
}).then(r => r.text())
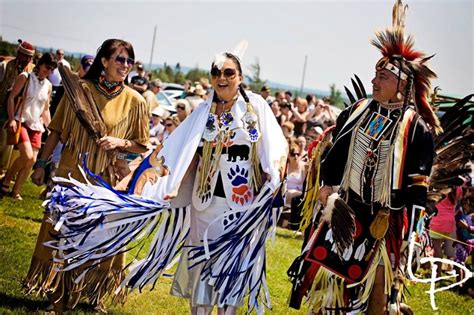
top-left (299, 151), bottom-right (318, 232)
top-left (245, 101), bottom-right (262, 192)
top-left (381, 243), bottom-right (394, 295)
top-left (250, 141), bottom-right (262, 190)
top-left (198, 103), bottom-right (216, 197)
top-left (197, 140), bottom-right (213, 196)
top-left (299, 131), bottom-right (333, 232)
top-left (309, 268), bottom-right (345, 313)
top-left (348, 241), bottom-right (393, 309)
top-left (299, 162), bottom-right (317, 232)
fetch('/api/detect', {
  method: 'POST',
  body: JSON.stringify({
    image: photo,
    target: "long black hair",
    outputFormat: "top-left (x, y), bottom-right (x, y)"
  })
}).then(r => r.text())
top-left (36, 52), bottom-right (57, 68)
top-left (210, 52), bottom-right (249, 102)
top-left (83, 39), bottom-right (135, 82)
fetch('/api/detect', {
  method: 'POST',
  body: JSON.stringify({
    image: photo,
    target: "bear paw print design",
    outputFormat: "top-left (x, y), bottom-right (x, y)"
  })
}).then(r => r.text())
top-left (227, 165), bottom-right (251, 205)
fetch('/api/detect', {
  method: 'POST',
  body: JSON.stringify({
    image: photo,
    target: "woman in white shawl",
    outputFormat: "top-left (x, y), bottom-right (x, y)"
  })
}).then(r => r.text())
top-left (45, 52), bottom-right (287, 315)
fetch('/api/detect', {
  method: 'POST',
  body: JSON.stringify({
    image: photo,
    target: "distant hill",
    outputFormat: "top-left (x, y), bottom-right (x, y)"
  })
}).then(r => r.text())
top-left (261, 79), bottom-right (330, 97)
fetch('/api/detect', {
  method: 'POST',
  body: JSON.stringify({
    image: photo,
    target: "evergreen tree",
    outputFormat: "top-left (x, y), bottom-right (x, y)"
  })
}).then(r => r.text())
top-left (186, 66), bottom-right (209, 84)
top-left (247, 58), bottom-right (266, 93)
top-left (174, 62), bottom-right (185, 84)
top-left (329, 84), bottom-right (344, 109)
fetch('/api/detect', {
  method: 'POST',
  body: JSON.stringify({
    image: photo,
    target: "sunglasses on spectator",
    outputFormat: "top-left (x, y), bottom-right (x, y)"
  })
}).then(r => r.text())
top-left (177, 105), bottom-right (185, 110)
top-left (210, 67), bottom-right (237, 78)
top-left (115, 56), bottom-right (135, 67)
top-left (165, 123), bottom-right (174, 127)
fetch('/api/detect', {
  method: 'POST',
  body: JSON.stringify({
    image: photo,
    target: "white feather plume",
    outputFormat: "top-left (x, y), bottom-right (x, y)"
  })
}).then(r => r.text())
top-left (213, 53), bottom-right (227, 70)
top-left (321, 192), bottom-right (339, 223)
top-left (231, 39), bottom-right (248, 61)
top-left (213, 40), bottom-right (249, 70)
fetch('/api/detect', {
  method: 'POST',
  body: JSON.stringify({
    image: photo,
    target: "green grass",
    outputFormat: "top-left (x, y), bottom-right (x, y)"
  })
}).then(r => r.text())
top-left (0, 181), bottom-right (473, 314)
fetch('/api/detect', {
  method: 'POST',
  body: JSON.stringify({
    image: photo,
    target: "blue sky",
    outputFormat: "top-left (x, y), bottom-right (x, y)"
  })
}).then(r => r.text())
top-left (1, 0), bottom-right (472, 95)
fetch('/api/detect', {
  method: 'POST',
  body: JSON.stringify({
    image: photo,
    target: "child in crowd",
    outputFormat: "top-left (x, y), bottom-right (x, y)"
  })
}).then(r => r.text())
top-left (455, 187), bottom-right (474, 297)
top-left (455, 188), bottom-right (474, 266)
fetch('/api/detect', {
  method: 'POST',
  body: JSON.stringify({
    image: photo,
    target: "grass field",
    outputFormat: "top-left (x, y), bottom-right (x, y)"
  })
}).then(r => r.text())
top-left (0, 181), bottom-right (472, 314)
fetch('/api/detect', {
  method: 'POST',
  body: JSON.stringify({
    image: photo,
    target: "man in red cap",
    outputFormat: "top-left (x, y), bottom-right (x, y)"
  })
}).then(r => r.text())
top-left (0, 39), bottom-right (35, 175)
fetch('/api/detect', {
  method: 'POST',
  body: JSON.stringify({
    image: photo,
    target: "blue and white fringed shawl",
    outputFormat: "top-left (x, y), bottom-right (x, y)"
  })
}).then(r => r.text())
top-left (43, 162), bottom-right (190, 291)
top-left (44, 90), bottom-right (287, 312)
top-left (187, 184), bottom-right (280, 314)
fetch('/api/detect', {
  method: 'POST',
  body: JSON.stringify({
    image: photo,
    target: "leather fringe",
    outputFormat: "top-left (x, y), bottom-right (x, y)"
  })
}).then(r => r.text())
top-left (23, 257), bottom-right (127, 308)
top-left (22, 256), bottom-right (62, 296)
top-left (60, 94), bottom-right (149, 176)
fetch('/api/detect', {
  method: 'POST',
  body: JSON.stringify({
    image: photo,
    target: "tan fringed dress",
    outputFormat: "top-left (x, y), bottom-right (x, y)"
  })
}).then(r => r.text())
top-left (23, 81), bottom-right (149, 309)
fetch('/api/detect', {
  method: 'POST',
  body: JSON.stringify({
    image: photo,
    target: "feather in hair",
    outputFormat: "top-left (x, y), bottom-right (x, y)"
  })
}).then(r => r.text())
top-left (392, 0), bottom-right (409, 30)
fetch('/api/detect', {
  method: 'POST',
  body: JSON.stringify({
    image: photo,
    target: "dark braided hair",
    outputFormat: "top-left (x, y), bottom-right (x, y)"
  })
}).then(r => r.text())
top-left (239, 83), bottom-right (249, 103)
top-left (403, 74), bottom-right (414, 108)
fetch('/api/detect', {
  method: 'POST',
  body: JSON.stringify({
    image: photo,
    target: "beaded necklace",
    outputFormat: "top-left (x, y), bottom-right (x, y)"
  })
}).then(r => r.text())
top-left (197, 93), bottom-right (262, 197)
top-left (380, 101), bottom-right (403, 110)
top-left (95, 75), bottom-right (125, 99)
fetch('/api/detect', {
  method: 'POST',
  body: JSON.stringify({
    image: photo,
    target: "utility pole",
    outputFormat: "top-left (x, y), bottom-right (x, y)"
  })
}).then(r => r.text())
top-left (148, 25), bottom-right (157, 71)
top-left (300, 55), bottom-right (308, 95)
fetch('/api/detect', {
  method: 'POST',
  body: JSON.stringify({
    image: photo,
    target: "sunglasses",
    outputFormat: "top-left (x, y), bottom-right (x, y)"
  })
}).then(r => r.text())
top-left (177, 105), bottom-right (185, 110)
top-left (165, 123), bottom-right (174, 127)
top-left (114, 55), bottom-right (135, 67)
top-left (210, 67), bottom-right (237, 78)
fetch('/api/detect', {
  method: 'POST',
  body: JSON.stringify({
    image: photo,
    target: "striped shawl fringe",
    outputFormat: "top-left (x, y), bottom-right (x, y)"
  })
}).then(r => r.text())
top-left (43, 162), bottom-right (189, 297)
top-left (187, 185), bottom-right (278, 315)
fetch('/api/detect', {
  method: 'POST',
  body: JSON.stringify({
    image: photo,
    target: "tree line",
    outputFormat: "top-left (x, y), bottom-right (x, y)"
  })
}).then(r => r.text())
top-left (0, 39), bottom-right (345, 107)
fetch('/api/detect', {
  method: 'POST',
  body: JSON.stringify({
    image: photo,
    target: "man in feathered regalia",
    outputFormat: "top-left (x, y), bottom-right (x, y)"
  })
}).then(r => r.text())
top-left (289, 1), bottom-right (441, 313)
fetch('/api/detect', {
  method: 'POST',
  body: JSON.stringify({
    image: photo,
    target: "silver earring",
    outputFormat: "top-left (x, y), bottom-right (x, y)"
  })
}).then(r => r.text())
top-left (396, 92), bottom-right (403, 100)
top-left (101, 69), bottom-right (106, 76)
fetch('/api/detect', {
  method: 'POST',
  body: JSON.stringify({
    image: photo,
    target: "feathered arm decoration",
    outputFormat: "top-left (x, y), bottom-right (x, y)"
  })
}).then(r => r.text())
top-left (428, 94), bottom-right (474, 205)
top-left (299, 126), bottom-right (335, 232)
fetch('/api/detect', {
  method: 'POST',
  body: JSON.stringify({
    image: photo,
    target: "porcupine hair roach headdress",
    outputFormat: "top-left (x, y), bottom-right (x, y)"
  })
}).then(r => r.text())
top-left (371, 0), bottom-right (442, 134)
